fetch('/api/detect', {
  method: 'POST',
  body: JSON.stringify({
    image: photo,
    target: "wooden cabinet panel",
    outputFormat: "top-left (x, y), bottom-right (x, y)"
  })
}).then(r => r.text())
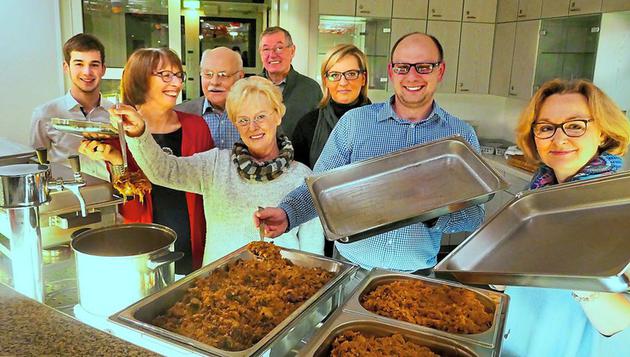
top-left (393, 0), bottom-right (429, 19)
top-left (569, 0), bottom-right (602, 15)
top-left (542, 0), bottom-right (570, 18)
top-left (497, 0), bottom-right (519, 22)
top-left (517, 0), bottom-right (543, 20)
top-left (390, 18), bottom-right (428, 49)
top-left (428, 0), bottom-right (464, 21)
top-left (602, 0), bottom-right (630, 12)
top-left (427, 20), bottom-right (462, 93)
top-left (319, 0), bottom-right (356, 16)
top-left (356, 0), bottom-right (393, 18)
top-left (458, 23), bottom-right (494, 93)
top-left (509, 20), bottom-right (541, 99)
top-left (489, 22), bottom-right (516, 96)
top-left (463, 0), bottom-right (498, 22)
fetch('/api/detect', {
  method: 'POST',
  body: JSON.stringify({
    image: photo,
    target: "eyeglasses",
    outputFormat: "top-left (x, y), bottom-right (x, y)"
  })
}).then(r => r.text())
top-left (390, 62), bottom-right (442, 75)
top-left (261, 45), bottom-right (292, 55)
top-left (532, 119), bottom-right (593, 139)
top-left (236, 112), bottom-right (271, 127)
top-left (152, 70), bottom-right (187, 83)
top-left (201, 70), bottom-right (239, 80)
top-left (325, 69), bottom-right (364, 82)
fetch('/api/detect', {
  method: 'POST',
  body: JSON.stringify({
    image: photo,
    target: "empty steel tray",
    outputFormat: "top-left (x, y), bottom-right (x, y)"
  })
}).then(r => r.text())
top-left (435, 171), bottom-right (630, 292)
top-left (306, 136), bottom-right (507, 242)
top-left (300, 310), bottom-right (490, 357)
top-left (109, 244), bottom-right (358, 356)
top-left (342, 269), bottom-right (508, 350)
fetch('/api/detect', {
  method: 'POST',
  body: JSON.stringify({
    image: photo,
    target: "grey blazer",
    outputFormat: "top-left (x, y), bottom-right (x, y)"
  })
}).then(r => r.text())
top-left (175, 97), bottom-right (205, 116)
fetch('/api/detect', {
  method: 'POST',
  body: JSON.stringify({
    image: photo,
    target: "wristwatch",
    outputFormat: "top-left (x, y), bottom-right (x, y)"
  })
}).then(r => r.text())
top-left (111, 164), bottom-right (126, 177)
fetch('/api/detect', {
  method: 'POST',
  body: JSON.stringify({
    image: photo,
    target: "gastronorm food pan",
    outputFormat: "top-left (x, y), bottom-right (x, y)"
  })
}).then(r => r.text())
top-left (342, 269), bottom-right (508, 350)
top-left (434, 171), bottom-right (630, 292)
top-left (306, 136), bottom-right (507, 242)
top-left (51, 118), bottom-right (118, 137)
top-left (300, 310), bottom-right (492, 357)
top-left (109, 244), bottom-right (358, 356)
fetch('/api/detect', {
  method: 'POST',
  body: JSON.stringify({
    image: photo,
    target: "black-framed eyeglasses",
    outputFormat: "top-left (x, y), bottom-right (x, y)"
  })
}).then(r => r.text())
top-left (201, 70), bottom-right (240, 80)
top-left (261, 44), bottom-right (292, 55)
top-left (325, 69), bottom-right (365, 82)
top-left (532, 119), bottom-right (593, 139)
top-left (152, 70), bottom-right (187, 83)
top-left (391, 62), bottom-right (442, 75)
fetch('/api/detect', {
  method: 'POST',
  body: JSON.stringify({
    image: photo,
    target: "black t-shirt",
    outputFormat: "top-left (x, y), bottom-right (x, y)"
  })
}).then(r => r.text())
top-left (151, 128), bottom-right (192, 275)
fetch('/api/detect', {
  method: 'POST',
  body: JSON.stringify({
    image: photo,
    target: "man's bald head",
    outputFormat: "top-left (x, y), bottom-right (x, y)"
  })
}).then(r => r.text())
top-left (200, 47), bottom-right (244, 110)
top-left (390, 32), bottom-right (444, 63)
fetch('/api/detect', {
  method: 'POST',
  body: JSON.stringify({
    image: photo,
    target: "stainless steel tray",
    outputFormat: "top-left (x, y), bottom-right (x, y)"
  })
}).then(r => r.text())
top-left (306, 136), bottom-right (507, 242)
top-left (109, 244), bottom-right (358, 356)
top-left (51, 118), bottom-right (118, 137)
top-left (300, 310), bottom-right (490, 357)
top-left (342, 269), bottom-right (508, 350)
top-left (434, 172), bottom-right (630, 292)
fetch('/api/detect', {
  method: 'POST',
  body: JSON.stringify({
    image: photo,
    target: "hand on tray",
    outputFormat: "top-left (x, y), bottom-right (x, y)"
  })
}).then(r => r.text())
top-left (78, 139), bottom-right (123, 165)
top-left (254, 207), bottom-right (288, 238)
top-left (109, 104), bottom-right (146, 138)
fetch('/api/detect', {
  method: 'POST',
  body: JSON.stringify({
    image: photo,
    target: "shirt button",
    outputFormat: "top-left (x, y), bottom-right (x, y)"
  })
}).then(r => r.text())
top-left (387, 239), bottom-right (393, 245)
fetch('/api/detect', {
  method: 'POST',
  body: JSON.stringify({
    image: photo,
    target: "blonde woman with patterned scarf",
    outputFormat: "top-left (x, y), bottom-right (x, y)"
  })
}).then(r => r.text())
top-left (111, 76), bottom-right (324, 265)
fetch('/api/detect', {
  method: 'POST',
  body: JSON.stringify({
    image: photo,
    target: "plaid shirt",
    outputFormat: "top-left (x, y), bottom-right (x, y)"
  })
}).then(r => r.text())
top-left (279, 97), bottom-right (484, 272)
top-left (202, 99), bottom-right (241, 150)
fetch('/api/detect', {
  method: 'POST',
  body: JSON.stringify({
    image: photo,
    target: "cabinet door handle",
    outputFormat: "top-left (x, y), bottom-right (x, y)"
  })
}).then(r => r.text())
top-left (466, 15), bottom-right (477, 19)
top-left (460, 88), bottom-right (470, 92)
top-left (359, 10), bottom-right (370, 14)
top-left (569, 8), bottom-right (581, 11)
top-left (508, 92), bottom-right (517, 96)
top-left (432, 14), bottom-right (442, 17)
top-left (517, 14), bottom-right (527, 18)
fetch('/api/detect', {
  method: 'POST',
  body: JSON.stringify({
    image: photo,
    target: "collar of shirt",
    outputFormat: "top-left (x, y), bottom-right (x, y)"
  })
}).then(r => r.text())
top-left (377, 96), bottom-right (445, 126)
top-left (202, 98), bottom-right (225, 115)
top-left (62, 91), bottom-right (112, 113)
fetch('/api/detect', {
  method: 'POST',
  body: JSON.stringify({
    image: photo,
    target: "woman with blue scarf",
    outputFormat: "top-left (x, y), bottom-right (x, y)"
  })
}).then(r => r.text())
top-left (500, 79), bottom-right (630, 356)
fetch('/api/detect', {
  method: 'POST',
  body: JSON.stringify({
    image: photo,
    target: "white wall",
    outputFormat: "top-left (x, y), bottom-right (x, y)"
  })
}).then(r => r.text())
top-left (278, 0), bottom-right (311, 74)
top-left (0, 1), bottom-right (64, 146)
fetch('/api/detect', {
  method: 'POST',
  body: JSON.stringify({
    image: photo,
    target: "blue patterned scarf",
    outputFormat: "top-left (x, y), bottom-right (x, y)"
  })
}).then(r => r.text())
top-left (529, 152), bottom-right (623, 189)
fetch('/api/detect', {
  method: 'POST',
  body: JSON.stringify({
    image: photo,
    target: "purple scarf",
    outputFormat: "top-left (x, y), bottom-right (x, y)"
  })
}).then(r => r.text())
top-left (529, 152), bottom-right (623, 189)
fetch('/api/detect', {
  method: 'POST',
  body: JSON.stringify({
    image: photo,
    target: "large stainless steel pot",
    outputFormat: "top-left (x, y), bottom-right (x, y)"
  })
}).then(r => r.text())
top-left (70, 223), bottom-right (183, 316)
top-left (0, 163), bottom-right (50, 207)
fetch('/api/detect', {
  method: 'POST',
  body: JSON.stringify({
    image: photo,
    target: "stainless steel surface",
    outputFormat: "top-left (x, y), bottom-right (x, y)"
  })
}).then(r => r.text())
top-left (342, 269), bottom-right (508, 350)
top-left (51, 117), bottom-right (118, 137)
top-left (0, 164), bottom-right (51, 208)
top-left (71, 224), bottom-right (180, 317)
top-left (257, 206), bottom-right (265, 241)
top-left (110, 245), bottom-right (358, 356)
top-left (301, 310), bottom-right (488, 357)
top-left (435, 172), bottom-right (630, 292)
top-left (0, 137), bottom-right (35, 165)
top-left (306, 136), bottom-right (508, 242)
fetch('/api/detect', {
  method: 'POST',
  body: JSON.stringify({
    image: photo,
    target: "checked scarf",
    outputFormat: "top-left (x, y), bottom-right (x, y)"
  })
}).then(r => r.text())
top-left (232, 135), bottom-right (294, 182)
top-left (529, 152), bottom-right (623, 189)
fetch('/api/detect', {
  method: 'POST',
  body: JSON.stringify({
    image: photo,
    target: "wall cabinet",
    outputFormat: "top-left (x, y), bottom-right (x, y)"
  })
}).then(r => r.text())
top-left (517, 0), bottom-right (543, 20)
top-left (393, 0), bottom-right (429, 19)
top-left (509, 20), bottom-right (541, 99)
top-left (457, 23), bottom-right (494, 93)
top-left (542, 0), bottom-right (570, 18)
top-left (428, 0), bottom-right (464, 21)
top-left (319, 0), bottom-right (356, 16)
top-left (497, 0), bottom-right (518, 22)
top-left (427, 20), bottom-right (462, 93)
top-left (390, 19), bottom-right (428, 50)
top-left (602, 0), bottom-right (630, 12)
top-left (569, 0), bottom-right (602, 16)
top-left (463, 0), bottom-right (498, 23)
top-left (489, 22), bottom-right (516, 96)
top-left (356, 0), bottom-right (393, 18)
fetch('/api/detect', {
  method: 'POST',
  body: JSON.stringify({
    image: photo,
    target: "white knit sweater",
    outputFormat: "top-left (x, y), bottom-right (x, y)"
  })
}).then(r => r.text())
top-left (127, 129), bottom-right (324, 265)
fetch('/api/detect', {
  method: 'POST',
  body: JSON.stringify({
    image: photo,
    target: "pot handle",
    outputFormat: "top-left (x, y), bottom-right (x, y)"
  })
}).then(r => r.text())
top-left (71, 227), bottom-right (91, 240)
top-left (147, 251), bottom-right (184, 270)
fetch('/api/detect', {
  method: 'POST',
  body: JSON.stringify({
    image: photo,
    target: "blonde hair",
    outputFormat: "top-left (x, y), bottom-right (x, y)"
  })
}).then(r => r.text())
top-left (226, 76), bottom-right (286, 122)
top-left (516, 79), bottom-right (630, 163)
top-left (121, 48), bottom-right (183, 106)
top-left (320, 44), bottom-right (369, 107)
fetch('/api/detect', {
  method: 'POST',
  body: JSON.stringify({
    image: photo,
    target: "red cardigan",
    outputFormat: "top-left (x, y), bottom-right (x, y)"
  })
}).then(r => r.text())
top-left (110, 111), bottom-right (213, 270)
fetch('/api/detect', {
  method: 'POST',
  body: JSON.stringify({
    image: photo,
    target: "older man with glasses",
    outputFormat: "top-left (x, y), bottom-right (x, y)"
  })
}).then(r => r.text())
top-left (176, 47), bottom-right (243, 149)
top-left (258, 26), bottom-right (322, 140)
top-left (256, 32), bottom-right (483, 275)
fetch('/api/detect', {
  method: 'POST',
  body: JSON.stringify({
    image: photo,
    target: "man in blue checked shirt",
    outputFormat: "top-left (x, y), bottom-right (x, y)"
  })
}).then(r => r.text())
top-left (176, 47), bottom-right (243, 149)
top-left (255, 32), bottom-right (484, 273)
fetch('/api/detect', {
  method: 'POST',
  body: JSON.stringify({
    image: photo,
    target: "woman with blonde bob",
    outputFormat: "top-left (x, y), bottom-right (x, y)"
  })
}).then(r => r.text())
top-left (79, 48), bottom-right (213, 274)
top-left (503, 78), bottom-right (630, 356)
top-left (293, 44), bottom-right (371, 170)
top-left (111, 76), bottom-right (324, 265)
